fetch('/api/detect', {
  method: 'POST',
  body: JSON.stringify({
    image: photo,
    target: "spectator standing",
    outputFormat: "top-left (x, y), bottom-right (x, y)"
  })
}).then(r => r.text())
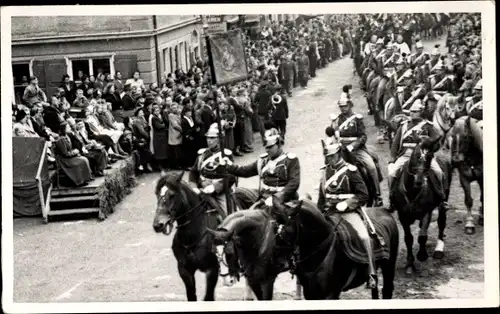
top-left (150, 104), bottom-right (169, 173)
top-left (167, 103), bottom-right (183, 170)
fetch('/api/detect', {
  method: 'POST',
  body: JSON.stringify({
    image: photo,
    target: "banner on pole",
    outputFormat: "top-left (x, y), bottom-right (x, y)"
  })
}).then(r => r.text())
top-left (206, 29), bottom-right (249, 86)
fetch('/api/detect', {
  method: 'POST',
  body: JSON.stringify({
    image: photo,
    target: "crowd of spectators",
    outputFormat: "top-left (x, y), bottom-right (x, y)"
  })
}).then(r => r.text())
top-left (12, 14), bottom-right (357, 187)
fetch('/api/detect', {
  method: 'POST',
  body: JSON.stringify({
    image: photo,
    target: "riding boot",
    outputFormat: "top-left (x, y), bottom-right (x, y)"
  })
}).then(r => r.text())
top-left (363, 238), bottom-right (377, 289)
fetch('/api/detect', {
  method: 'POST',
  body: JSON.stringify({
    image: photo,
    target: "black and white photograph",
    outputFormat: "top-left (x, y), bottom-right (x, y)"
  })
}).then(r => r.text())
top-left (1, 2), bottom-right (498, 312)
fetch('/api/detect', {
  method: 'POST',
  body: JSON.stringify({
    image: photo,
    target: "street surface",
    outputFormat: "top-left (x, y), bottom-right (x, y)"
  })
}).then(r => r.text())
top-left (13, 38), bottom-right (484, 302)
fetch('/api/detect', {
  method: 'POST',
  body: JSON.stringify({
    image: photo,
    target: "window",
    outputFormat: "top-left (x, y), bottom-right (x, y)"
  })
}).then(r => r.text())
top-left (66, 54), bottom-right (115, 84)
top-left (174, 45), bottom-right (179, 71)
top-left (163, 47), bottom-right (172, 76)
top-left (194, 46), bottom-right (200, 61)
top-left (12, 62), bottom-right (33, 105)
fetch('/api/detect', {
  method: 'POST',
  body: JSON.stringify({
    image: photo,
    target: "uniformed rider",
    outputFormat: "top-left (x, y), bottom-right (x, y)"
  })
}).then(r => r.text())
top-left (330, 92), bottom-right (383, 206)
top-left (387, 100), bottom-right (449, 211)
top-left (410, 41), bottom-right (430, 68)
top-left (316, 140), bottom-right (378, 289)
top-left (189, 123), bottom-right (237, 217)
top-left (220, 128), bottom-right (301, 209)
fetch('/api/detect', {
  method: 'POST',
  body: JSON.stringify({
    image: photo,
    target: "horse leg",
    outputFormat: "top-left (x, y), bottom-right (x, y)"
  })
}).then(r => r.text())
top-left (459, 171), bottom-right (475, 235)
top-left (178, 264), bottom-right (197, 301)
top-left (246, 277), bottom-right (263, 300)
top-left (416, 213), bottom-right (431, 262)
top-left (433, 203), bottom-right (447, 260)
top-left (203, 264), bottom-right (219, 301)
top-left (478, 177), bottom-right (484, 226)
top-left (381, 259), bottom-right (396, 299)
top-left (260, 277), bottom-right (276, 300)
top-left (402, 222), bottom-right (415, 275)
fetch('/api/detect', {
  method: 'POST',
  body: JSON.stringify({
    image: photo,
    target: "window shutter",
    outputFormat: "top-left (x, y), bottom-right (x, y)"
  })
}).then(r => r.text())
top-left (32, 60), bottom-right (47, 94)
top-left (43, 59), bottom-right (67, 98)
top-left (113, 55), bottom-right (138, 81)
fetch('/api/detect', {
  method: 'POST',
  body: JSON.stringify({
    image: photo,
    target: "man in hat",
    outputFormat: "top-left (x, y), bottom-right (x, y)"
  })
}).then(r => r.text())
top-left (465, 79), bottom-right (483, 152)
top-left (330, 91), bottom-right (384, 206)
top-left (428, 59), bottom-right (446, 90)
top-left (218, 128), bottom-right (300, 209)
top-left (317, 139), bottom-right (378, 289)
top-left (388, 100), bottom-right (449, 211)
top-left (189, 123), bottom-right (237, 217)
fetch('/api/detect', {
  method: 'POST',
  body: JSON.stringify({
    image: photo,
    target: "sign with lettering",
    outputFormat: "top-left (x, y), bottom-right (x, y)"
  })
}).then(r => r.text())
top-left (207, 15), bottom-right (223, 24)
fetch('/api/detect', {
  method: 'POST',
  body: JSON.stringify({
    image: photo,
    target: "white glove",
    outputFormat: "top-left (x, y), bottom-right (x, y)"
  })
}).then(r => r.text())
top-left (219, 157), bottom-right (231, 166)
top-left (192, 188), bottom-right (201, 195)
top-left (346, 144), bottom-right (354, 152)
top-left (336, 201), bottom-right (348, 212)
top-left (202, 185), bottom-right (215, 194)
top-left (264, 196), bottom-right (273, 207)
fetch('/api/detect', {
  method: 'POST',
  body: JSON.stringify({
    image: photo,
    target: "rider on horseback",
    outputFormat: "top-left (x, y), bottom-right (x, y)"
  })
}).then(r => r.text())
top-left (330, 91), bottom-right (384, 206)
top-left (465, 79), bottom-right (483, 152)
top-left (219, 128), bottom-right (301, 210)
top-left (316, 140), bottom-right (378, 289)
top-left (189, 123), bottom-right (237, 217)
top-left (387, 100), bottom-right (450, 212)
top-left (410, 40), bottom-right (430, 68)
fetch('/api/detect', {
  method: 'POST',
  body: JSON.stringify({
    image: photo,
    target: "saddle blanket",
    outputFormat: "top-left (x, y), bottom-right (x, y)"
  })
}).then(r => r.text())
top-left (327, 208), bottom-right (397, 265)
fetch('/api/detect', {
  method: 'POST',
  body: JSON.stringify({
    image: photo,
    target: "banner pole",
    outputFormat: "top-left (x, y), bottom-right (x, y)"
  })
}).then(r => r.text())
top-left (206, 34), bottom-right (234, 215)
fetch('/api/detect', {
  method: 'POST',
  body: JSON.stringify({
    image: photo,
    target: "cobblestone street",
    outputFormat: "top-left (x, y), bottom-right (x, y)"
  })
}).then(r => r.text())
top-left (14, 39), bottom-right (484, 302)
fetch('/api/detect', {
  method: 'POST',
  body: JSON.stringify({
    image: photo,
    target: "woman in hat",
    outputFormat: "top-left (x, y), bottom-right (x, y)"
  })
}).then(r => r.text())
top-left (12, 109), bottom-right (38, 138)
top-left (54, 121), bottom-right (93, 187)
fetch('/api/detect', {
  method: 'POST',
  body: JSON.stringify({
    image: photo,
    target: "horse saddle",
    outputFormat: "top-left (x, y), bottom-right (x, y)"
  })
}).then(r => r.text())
top-left (326, 210), bottom-right (393, 265)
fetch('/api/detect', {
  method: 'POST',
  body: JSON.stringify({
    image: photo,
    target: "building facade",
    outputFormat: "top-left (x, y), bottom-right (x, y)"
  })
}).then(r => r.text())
top-left (11, 15), bottom-right (203, 104)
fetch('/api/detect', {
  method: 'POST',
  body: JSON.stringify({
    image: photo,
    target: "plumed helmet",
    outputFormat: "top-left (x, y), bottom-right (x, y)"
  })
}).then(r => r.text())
top-left (263, 128), bottom-right (283, 147)
top-left (431, 44), bottom-right (441, 56)
top-left (376, 38), bottom-right (384, 44)
top-left (271, 94), bottom-right (282, 104)
top-left (415, 41), bottom-right (424, 49)
top-left (409, 99), bottom-right (424, 112)
top-left (474, 79), bottom-right (483, 91)
top-left (324, 142), bottom-right (342, 157)
top-left (205, 123), bottom-right (222, 138)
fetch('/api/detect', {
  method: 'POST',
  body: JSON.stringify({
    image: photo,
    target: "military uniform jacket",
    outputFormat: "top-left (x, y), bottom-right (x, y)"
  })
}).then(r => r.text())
top-left (390, 118), bottom-right (440, 159)
top-left (410, 52), bottom-right (430, 68)
top-left (331, 111), bottom-right (367, 150)
top-left (317, 161), bottom-right (369, 212)
top-left (189, 148), bottom-right (237, 192)
top-left (227, 152), bottom-right (300, 202)
top-left (466, 98), bottom-right (483, 121)
top-left (392, 85), bottom-right (413, 111)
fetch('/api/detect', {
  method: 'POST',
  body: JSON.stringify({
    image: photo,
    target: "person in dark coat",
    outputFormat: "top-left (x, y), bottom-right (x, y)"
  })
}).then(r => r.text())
top-left (297, 49), bottom-right (310, 88)
top-left (270, 88), bottom-right (289, 142)
top-left (69, 119), bottom-right (108, 177)
top-left (103, 83), bottom-right (123, 111)
top-left (197, 97), bottom-right (216, 148)
top-left (254, 81), bottom-right (273, 141)
top-left (54, 121), bottom-right (93, 187)
top-left (132, 108), bottom-right (153, 172)
top-left (180, 106), bottom-right (199, 169)
top-left (150, 104), bottom-right (169, 172)
top-left (121, 83), bottom-right (136, 111)
top-left (279, 53), bottom-right (295, 97)
top-left (60, 74), bottom-right (77, 104)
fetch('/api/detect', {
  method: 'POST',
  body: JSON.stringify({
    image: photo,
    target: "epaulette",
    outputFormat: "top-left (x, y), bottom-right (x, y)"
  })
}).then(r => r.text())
top-left (260, 153), bottom-right (268, 158)
top-left (197, 148), bottom-right (207, 155)
top-left (287, 153), bottom-right (297, 159)
top-left (347, 163), bottom-right (357, 171)
top-left (355, 113), bottom-right (363, 119)
top-left (330, 113), bottom-right (339, 121)
top-left (428, 74), bottom-right (435, 79)
top-left (223, 149), bottom-right (232, 155)
top-left (465, 96), bottom-right (473, 102)
top-left (319, 165), bottom-right (327, 170)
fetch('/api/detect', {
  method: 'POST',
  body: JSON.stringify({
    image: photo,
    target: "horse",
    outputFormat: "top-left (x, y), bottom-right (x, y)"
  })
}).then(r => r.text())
top-left (430, 93), bottom-right (460, 145)
top-left (209, 208), bottom-right (302, 300)
top-left (390, 139), bottom-right (452, 275)
top-left (268, 197), bottom-right (399, 299)
top-left (449, 116), bottom-right (484, 234)
top-left (152, 171), bottom-right (258, 301)
top-left (374, 68), bottom-right (398, 142)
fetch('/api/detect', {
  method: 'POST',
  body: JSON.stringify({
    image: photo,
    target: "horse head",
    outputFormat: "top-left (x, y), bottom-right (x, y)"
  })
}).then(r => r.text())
top-left (152, 171), bottom-right (199, 235)
top-left (450, 117), bottom-right (470, 165)
top-left (408, 139), bottom-right (436, 189)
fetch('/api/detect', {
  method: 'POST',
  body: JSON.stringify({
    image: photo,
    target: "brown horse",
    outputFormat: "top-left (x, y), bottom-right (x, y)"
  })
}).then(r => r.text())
top-left (152, 172), bottom-right (258, 301)
top-left (391, 140), bottom-right (452, 275)
top-left (269, 197), bottom-right (399, 299)
top-left (449, 116), bottom-right (484, 234)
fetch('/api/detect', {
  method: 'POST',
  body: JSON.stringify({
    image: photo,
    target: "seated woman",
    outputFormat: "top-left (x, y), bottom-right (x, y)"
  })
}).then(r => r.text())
top-left (98, 102), bottom-right (125, 132)
top-left (68, 119), bottom-right (108, 177)
top-left (54, 121), bottom-right (93, 187)
top-left (12, 109), bottom-right (39, 138)
top-left (84, 107), bottom-right (128, 158)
